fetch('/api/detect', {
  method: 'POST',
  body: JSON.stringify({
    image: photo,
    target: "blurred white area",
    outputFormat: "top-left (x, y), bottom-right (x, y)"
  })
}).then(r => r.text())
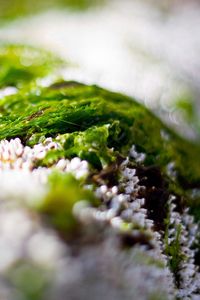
top-left (0, 0), bottom-right (200, 138)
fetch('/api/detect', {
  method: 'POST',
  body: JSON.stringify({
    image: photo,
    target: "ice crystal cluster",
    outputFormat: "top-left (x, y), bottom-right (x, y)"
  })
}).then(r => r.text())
top-left (0, 45), bottom-right (199, 300)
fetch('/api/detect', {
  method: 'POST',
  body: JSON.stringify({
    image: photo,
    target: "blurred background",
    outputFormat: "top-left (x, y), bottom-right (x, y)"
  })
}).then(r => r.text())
top-left (0, 0), bottom-right (200, 141)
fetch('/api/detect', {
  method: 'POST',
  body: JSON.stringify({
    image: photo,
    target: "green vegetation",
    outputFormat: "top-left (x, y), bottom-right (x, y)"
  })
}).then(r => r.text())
top-left (37, 172), bottom-right (97, 232)
top-left (164, 222), bottom-right (184, 282)
top-left (57, 124), bottom-right (116, 169)
top-left (0, 0), bottom-right (105, 21)
top-left (0, 44), bottom-right (200, 277)
top-left (175, 95), bottom-right (200, 140)
top-left (0, 44), bottom-right (64, 88)
top-left (0, 45), bottom-right (199, 190)
top-left (0, 70), bottom-right (199, 191)
top-left (7, 262), bottom-right (50, 300)
top-left (0, 39), bottom-right (198, 300)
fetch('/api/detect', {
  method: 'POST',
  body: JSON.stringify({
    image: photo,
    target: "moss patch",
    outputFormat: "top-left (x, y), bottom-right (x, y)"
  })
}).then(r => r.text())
top-left (0, 44), bottom-right (64, 88)
top-left (0, 0), bottom-right (105, 22)
top-left (36, 172), bottom-right (98, 233)
top-left (0, 44), bottom-right (199, 225)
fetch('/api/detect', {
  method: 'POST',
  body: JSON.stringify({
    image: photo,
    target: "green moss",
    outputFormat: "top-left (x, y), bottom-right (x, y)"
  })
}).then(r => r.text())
top-left (0, 44), bottom-right (64, 88)
top-left (7, 262), bottom-right (50, 300)
top-left (164, 206), bottom-right (185, 285)
top-left (38, 148), bottom-right (65, 167)
top-left (36, 172), bottom-right (98, 232)
top-left (57, 124), bottom-right (116, 168)
top-left (0, 77), bottom-right (200, 190)
top-left (0, 43), bottom-right (199, 299)
top-left (0, 44), bottom-right (200, 217)
top-left (174, 95), bottom-right (200, 140)
top-left (165, 224), bottom-right (184, 279)
top-left (0, 0), bottom-right (105, 21)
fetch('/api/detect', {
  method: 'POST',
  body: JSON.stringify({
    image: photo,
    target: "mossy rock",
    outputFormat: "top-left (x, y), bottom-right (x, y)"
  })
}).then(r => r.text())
top-left (0, 44), bottom-right (199, 300)
top-left (0, 45), bottom-right (199, 196)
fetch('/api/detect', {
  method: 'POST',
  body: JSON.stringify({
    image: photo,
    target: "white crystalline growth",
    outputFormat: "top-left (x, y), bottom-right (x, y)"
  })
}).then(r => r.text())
top-left (56, 157), bottom-right (89, 179)
top-left (129, 145), bottom-right (146, 163)
top-left (0, 138), bottom-right (89, 205)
